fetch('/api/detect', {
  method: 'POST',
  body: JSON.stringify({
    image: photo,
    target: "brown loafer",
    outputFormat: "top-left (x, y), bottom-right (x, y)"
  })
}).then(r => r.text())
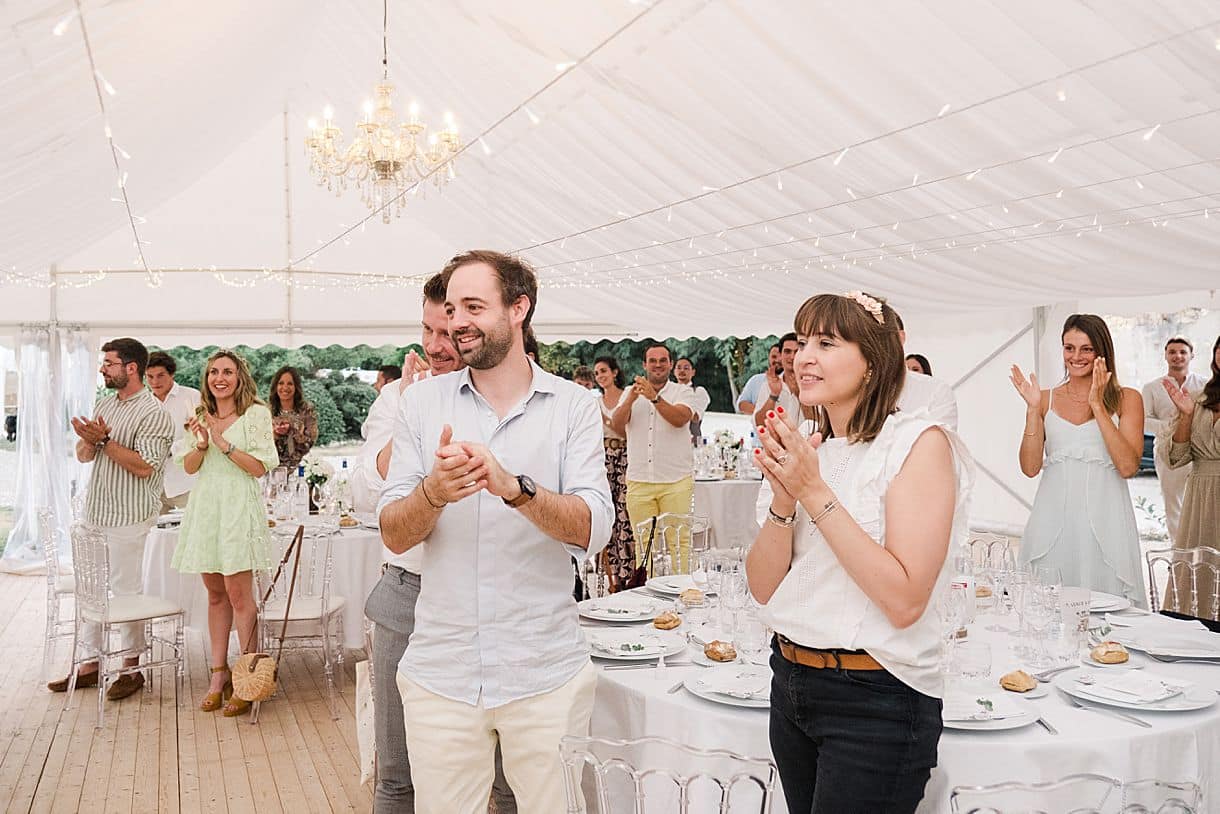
top-left (106, 673), bottom-right (145, 701)
top-left (47, 671), bottom-right (99, 693)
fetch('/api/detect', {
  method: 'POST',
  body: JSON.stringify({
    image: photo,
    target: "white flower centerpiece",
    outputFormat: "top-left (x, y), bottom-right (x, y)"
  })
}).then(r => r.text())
top-left (712, 429), bottom-right (744, 476)
top-left (302, 454), bottom-right (335, 514)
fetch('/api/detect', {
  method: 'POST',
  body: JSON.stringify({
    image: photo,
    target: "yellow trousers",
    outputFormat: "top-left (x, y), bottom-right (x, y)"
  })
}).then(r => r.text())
top-left (626, 476), bottom-right (694, 570)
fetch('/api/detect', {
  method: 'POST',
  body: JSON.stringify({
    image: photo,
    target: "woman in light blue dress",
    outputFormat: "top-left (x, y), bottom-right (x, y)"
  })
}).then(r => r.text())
top-left (1009, 314), bottom-right (1147, 607)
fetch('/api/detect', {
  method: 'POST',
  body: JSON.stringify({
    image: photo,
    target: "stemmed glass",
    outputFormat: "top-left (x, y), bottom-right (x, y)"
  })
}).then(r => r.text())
top-left (719, 567), bottom-right (748, 638)
top-left (985, 549), bottom-right (1017, 632)
top-left (1021, 585), bottom-right (1055, 668)
top-left (734, 611), bottom-right (769, 666)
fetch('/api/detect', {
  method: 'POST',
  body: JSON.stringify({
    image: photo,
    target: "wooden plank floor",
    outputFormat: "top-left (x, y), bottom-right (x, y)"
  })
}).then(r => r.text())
top-left (0, 574), bottom-right (372, 813)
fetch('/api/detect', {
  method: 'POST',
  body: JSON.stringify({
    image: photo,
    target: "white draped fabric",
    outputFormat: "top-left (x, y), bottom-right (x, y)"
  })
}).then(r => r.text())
top-left (0, 326), bottom-right (95, 572)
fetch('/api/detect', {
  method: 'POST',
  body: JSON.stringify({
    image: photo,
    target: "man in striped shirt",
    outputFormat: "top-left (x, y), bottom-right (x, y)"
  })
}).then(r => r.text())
top-left (47, 337), bottom-right (174, 700)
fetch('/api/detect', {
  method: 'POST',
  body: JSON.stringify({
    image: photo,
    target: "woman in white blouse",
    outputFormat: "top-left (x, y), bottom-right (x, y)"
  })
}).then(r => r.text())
top-left (746, 291), bottom-right (972, 814)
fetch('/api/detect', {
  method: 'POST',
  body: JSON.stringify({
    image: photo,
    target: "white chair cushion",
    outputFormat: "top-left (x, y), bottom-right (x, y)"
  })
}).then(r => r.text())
top-left (54, 574), bottom-right (75, 594)
top-left (81, 594), bottom-right (182, 624)
top-left (262, 594), bottom-right (346, 622)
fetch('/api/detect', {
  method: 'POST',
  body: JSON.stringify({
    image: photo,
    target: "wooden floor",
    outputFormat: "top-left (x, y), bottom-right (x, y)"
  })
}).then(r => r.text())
top-left (0, 574), bottom-right (372, 813)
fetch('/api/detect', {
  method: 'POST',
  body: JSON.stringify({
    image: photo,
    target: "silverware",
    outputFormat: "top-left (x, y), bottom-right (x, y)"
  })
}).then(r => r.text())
top-left (1066, 698), bottom-right (1152, 728)
top-left (601, 661), bottom-right (692, 671)
top-left (1035, 716), bottom-right (1058, 735)
top-left (1145, 653), bottom-right (1220, 665)
top-left (1031, 664), bottom-right (1076, 682)
top-left (667, 680), bottom-right (685, 694)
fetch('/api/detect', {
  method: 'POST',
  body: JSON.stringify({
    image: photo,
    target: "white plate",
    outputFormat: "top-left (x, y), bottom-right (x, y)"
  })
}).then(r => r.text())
top-left (588, 632), bottom-right (686, 661)
top-left (646, 575), bottom-right (701, 596)
top-left (1090, 591), bottom-right (1131, 613)
top-left (1053, 669), bottom-right (1218, 712)
top-left (1080, 654), bottom-right (1145, 670)
top-left (942, 697), bottom-right (1039, 731)
top-left (578, 598), bottom-right (664, 623)
top-left (1001, 685), bottom-right (1049, 700)
top-left (1116, 632), bottom-right (1220, 660)
top-left (683, 670), bottom-right (770, 708)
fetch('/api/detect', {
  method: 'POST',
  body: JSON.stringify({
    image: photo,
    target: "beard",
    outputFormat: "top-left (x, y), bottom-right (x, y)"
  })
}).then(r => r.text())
top-left (103, 371), bottom-right (128, 390)
top-left (454, 317), bottom-right (514, 370)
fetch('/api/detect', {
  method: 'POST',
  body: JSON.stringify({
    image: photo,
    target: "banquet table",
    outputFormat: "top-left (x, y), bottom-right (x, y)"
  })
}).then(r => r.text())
top-left (692, 478), bottom-right (762, 550)
top-left (141, 523), bottom-right (384, 650)
top-left (586, 594), bottom-right (1220, 813)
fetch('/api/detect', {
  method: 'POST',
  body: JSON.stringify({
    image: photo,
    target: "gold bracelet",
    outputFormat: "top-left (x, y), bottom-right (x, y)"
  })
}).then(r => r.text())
top-left (418, 477), bottom-right (446, 510)
top-left (1023, 430), bottom-right (1039, 437)
top-left (810, 499), bottom-right (839, 525)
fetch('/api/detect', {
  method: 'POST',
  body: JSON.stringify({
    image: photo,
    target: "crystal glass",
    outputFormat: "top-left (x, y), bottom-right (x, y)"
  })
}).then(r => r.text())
top-left (311, 482), bottom-right (336, 516)
top-left (719, 568), bottom-right (748, 636)
top-left (975, 569), bottom-right (997, 614)
top-left (954, 642), bottom-right (992, 680)
top-left (1021, 585), bottom-right (1056, 668)
top-left (734, 612), bottom-right (769, 666)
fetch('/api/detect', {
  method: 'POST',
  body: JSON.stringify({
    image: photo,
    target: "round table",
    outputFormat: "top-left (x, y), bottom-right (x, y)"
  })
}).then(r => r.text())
top-left (587, 597), bottom-right (1220, 813)
top-left (142, 524), bottom-right (384, 650)
top-left (692, 478), bottom-right (762, 550)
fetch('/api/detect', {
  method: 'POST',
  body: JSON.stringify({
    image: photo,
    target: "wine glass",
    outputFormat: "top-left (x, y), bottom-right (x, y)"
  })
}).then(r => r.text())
top-left (734, 612), bottom-right (769, 666)
top-left (1021, 585), bottom-right (1055, 668)
top-left (719, 568), bottom-right (748, 637)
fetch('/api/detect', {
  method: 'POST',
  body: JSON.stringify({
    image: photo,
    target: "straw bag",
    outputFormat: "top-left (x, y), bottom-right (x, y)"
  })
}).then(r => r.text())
top-left (232, 524), bottom-right (304, 703)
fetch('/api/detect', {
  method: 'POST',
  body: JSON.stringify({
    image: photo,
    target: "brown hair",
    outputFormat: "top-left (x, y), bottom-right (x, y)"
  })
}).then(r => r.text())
top-left (201, 350), bottom-right (263, 417)
top-left (422, 272), bottom-right (445, 305)
top-left (1062, 314), bottom-right (1122, 415)
top-left (268, 366), bottom-right (306, 416)
top-left (1201, 335), bottom-right (1220, 412)
top-left (440, 250), bottom-right (538, 331)
top-left (101, 337), bottom-right (149, 378)
top-left (1165, 336), bottom-right (1193, 352)
top-left (792, 292), bottom-right (904, 443)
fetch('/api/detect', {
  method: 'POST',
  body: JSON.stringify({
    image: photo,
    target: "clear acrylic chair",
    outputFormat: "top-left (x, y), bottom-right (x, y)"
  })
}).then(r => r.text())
top-left (39, 507), bottom-right (76, 680)
top-left (966, 532), bottom-right (1012, 570)
top-left (634, 513), bottom-right (711, 578)
top-left (1145, 546), bottom-right (1220, 622)
top-left (258, 524), bottom-right (346, 720)
top-left (1120, 779), bottom-right (1201, 813)
top-left (949, 772), bottom-right (1121, 813)
top-left (65, 523), bottom-right (185, 729)
top-left (559, 735), bottom-right (778, 813)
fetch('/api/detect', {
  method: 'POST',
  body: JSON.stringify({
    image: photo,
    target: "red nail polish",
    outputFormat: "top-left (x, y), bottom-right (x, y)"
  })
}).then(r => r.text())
top-left (776, 406), bottom-right (785, 414)
top-left (753, 448), bottom-right (761, 455)
top-left (758, 427), bottom-right (766, 435)
top-left (767, 411), bottom-right (775, 419)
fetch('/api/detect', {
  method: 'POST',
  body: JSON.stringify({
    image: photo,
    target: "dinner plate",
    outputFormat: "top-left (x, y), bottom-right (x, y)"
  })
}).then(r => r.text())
top-left (1115, 630), bottom-right (1220, 660)
top-left (646, 575), bottom-right (712, 596)
top-left (683, 669), bottom-right (771, 708)
top-left (691, 648), bottom-right (769, 668)
top-left (1089, 591), bottom-right (1131, 613)
top-left (578, 597), bottom-right (664, 623)
top-left (942, 697), bottom-right (1039, 731)
top-left (1053, 669), bottom-right (1218, 712)
top-left (1079, 654), bottom-right (1145, 670)
top-left (587, 631), bottom-right (686, 661)
top-left (1002, 684), bottom-right (1049, 700)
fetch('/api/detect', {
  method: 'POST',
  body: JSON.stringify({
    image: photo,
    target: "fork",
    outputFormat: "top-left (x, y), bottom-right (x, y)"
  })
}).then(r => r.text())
top-left (1066, 698), bottom-right (1151, 728)
top-left (1144, 653), bottom-right (1220, 665)
top-left (1031, 664), bottom-right (1077, 682)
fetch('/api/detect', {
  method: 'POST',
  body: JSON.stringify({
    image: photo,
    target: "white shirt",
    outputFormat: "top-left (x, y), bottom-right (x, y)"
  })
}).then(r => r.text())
top-left (1143, 372), bottom-right (1208, 459)
top-left (377, 362), bottom-right (613, 708)
top-left (622, 380), bottom-right (697, 483)
top-left (689, 385), bottom-right (711, 420)
top-left (754, 413), bottom-right (975, 698)
top-left (157, 382), bottom-right (201, 499)
top-left (898, 371), bottom-right (958, 431)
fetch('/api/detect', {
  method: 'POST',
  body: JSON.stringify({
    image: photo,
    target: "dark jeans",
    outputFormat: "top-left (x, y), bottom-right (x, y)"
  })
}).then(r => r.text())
top-left (768, 640), bottom-right (942, 814)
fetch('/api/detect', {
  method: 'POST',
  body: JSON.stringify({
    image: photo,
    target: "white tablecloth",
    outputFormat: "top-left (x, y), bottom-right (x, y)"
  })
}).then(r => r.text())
top-left (588, 599), bottom-right (1220, 812)
top-left (142, 525), bottom-right (384, 650)
top-left (692, 478), bottom-right (762, 550)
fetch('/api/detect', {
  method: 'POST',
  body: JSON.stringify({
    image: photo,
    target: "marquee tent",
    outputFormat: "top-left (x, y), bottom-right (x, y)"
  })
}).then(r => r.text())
top-left (2, 0), bottom-right (1219, 559)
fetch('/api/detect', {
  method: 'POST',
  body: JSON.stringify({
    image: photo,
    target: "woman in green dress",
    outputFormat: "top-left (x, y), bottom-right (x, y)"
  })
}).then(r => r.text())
top-left (174, 350), bottom-right (279, 716)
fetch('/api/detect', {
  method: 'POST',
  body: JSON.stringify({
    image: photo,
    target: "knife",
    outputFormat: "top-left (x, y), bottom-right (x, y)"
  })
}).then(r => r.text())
top-left (1035, 716), bottom-right (1058, 735)
top-left (1067, 698), bottom-right (1151, 728)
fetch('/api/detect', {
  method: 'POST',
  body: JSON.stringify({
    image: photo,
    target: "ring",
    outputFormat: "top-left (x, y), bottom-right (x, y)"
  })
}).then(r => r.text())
top-left (776, 454), bottom-right (790, 465)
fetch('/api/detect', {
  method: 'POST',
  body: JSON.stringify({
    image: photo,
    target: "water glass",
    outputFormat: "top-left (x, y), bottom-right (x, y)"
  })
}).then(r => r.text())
top-left (1021, 585), bottom-right (1055, 668)
top-left (975, 569), bottom-right (997, 614)
top-left (954, 642), bottom-right (992, 680)
top-left (734, 613), bottom-right (770, 665)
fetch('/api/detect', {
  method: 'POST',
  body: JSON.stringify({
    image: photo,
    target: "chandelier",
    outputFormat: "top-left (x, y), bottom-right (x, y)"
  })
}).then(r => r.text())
top-left (304, 1), bottom-right (460, 223)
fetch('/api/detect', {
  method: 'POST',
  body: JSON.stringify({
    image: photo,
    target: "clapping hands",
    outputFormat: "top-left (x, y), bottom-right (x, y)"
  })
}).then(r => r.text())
top-left (1009, 365), bottom-right (1041, 409)
top-left (1162, 377), bottom-right (1196, 417)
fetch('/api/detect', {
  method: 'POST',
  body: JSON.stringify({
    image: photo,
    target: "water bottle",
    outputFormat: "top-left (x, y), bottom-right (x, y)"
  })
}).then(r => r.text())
top-left (336, 460), bottom-right (352, 514)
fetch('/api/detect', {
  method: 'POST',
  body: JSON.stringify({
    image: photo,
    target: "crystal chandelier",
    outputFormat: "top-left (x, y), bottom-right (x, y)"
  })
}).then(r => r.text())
top-left (304, 1), bottom-right (460, 223)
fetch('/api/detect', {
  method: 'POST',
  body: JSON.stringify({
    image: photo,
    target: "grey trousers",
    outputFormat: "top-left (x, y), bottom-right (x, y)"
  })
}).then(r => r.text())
top-left (364, 566), bottom-right (517, 813)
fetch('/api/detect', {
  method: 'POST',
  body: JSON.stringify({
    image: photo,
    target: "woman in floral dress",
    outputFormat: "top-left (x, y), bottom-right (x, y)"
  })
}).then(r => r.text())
top-left (594, 356), bottom-right (635, 590)
top-left (268, 366), bottom-right (318, 470)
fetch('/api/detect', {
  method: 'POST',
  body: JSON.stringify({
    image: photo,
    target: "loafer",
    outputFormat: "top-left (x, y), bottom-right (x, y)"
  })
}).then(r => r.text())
top-left (47, 671), bottom-right (99, 693)
top-left (106, 673), bottom-right (145, 701)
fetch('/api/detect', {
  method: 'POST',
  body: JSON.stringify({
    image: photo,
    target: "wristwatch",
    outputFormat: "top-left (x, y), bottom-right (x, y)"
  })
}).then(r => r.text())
top-left (650, 396), bottom-right (660, 404)
top-left (503, 474), bottom-right (537, 508)
top-left (95, 435), bottom-right (111, 452)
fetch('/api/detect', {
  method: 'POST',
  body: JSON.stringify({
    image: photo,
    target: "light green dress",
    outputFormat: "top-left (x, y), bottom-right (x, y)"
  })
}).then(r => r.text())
top-left (172, 403), bottom-right (279, 575)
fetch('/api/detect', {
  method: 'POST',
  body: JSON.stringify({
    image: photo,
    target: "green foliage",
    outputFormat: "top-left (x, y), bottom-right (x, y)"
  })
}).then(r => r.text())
top-left (300, 379), bottom-right (347, 446)
top-left (328, 380), bottom-right (378, 438)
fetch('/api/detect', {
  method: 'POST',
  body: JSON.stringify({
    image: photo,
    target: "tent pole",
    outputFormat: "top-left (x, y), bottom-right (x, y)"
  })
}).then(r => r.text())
top-left (283, 103), bottom-right (296, 347)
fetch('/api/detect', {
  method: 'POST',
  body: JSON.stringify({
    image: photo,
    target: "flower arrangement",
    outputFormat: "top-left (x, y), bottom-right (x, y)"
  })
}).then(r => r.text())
top-left (712, 429), bottom-right (743, 451)
top-left (302, 454), bottom-right (334, 488)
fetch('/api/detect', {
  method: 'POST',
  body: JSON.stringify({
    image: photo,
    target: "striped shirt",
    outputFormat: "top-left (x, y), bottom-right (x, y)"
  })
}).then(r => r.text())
top-left (84, 388), bottom-right (174, 527)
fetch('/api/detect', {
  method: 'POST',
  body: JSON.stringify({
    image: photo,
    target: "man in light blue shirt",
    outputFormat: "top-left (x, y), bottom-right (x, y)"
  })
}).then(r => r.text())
top-left (378, 250), bottom-right (612, 814)
top-left (736, 341), bottom-right (781, 415)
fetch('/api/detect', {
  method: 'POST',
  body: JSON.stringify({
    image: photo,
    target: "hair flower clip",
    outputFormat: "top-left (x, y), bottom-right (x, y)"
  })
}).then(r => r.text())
top-left (842, 291), bottom-right (885, 325)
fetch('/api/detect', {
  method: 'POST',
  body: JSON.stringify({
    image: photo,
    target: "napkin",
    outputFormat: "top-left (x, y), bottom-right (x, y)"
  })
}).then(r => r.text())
top-left (1126, 628), bottom-right (1220, 657)
top-left (695, 669), bottom-right (770, 700)
top-left (1075, 672), bottom-right (1191, 705)
top-left (655, 575), bottom-right (697, 592)
top-left (584, 595), bottom-right (660, 615)
top-left (1105, 612), bottom-right (1206, 632)
top-left (942, 693), bottom-right (1025, 722)
top-left (1089, 591), bottom-right (1127, 607)
top-left (588, 632), bottom-right (664, 656)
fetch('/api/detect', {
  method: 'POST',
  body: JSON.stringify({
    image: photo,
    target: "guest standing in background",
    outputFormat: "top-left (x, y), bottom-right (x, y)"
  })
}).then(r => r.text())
top-left (174, 349), bottom-right (279, 717)
top-left (146, 350), bottom-right (201, 511)
top-left (269, 365), bottom-right (318, 470)
top-left (374, 364), bottom-right (402, 394)
top-left (905, 353), bottom-right (933, 376)
top-left (572, 365), bottom-right (595, 389)
top-left (1160, 335), bottom-right (1220, 621)
top-left (1142, 337), bottom-right (1207, 544)
top-left (594, 356), bottom-right (634, 590)
top-left (674, 357), bottom-right (711, 441)
top-left (736, 342), bottom-right (781, 415)
top-left (1011, 314), bottom-right (1146, 606)
top-left (893, 312), bottom-right (958, 430)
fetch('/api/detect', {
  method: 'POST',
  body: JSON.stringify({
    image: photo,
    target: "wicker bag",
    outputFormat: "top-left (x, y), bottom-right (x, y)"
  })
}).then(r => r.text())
top-left (232, 524), bottom-right (304, 702)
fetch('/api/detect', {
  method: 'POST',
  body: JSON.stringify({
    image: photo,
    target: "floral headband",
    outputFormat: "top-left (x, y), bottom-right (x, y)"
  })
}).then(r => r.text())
top-left (842, 291), bottom-right (884, 325)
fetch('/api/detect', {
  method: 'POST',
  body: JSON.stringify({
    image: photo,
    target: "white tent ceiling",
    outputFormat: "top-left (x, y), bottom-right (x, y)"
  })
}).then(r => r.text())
top-left (1, 0), bottom-right (1219, 344)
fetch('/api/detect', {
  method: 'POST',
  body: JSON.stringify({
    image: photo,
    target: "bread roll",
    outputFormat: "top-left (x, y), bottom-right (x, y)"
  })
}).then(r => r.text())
top-left (339, 516), bottom-right (359, 528)
top-left (679, 588), bottom-right (705, 607)
top-left (704, 640), bottom-right (737, 662)
top-left (999, 669), bottom-right (1037, 693)
top-left (652, 611), bottom-right (681, 630)
top-left (975, 585), bottom-right (993, 598)
top-left (1090, 641), bottom-right (1129, 664)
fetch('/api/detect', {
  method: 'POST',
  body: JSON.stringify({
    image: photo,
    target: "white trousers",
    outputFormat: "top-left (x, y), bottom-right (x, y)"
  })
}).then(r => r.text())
top-left (81, 520), bottom-right (153, 653)
top-left (1155, 452), bottom-right (1191, 543)
top-left (397, 662), bottom-right (597, 814)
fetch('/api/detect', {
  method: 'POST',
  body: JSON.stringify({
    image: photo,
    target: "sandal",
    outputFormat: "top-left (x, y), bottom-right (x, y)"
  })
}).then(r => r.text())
top-left (199, 665), bottom-right (232, 712)
top-left (222, 694), bottom-right (251, 717)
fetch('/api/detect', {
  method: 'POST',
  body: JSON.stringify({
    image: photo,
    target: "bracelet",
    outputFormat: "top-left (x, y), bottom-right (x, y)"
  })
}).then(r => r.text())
top-left (418, 477), bottom-right (446, 510)
top-left (1023, 430), bottom-right (1039, 437)
top-left (650, 397), bottom-right (660, 404)
top-left (810, 499), bottom-right (839, 525)
top-left (222, 443), bottom-right (236, 457)
top-left (766, 507), bottom-right (796, 528)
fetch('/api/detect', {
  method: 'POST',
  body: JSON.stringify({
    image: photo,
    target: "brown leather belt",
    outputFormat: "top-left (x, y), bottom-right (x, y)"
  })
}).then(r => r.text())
top-left (603, 438), bottom-right (626, 449)
top-left (776, 634), bottom-right (884, 671)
